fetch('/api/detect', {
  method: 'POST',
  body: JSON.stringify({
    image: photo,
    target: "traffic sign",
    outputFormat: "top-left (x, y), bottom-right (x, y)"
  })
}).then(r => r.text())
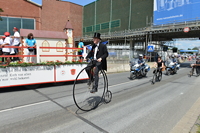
top-left (184, 27), bottom-right (190, 33)
top-left (147, 46), bottom-right (154, 52)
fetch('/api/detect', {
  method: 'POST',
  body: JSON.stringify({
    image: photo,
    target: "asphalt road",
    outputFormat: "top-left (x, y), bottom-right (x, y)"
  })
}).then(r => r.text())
top-left (0, 62), bottom-right (200, 133)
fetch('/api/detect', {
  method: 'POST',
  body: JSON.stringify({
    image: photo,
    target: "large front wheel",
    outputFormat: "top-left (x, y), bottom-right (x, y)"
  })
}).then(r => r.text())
top-left (73, 67), bottom-right (106, 111)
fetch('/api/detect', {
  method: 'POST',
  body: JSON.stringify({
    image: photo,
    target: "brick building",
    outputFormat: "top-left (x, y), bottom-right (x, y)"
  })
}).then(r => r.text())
top-left (0, 0), bottom-right (83, 37)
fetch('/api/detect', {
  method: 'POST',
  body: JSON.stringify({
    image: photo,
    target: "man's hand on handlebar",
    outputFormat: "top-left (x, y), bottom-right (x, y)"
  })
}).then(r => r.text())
top-left (97, 58), bottom-right (102, 62)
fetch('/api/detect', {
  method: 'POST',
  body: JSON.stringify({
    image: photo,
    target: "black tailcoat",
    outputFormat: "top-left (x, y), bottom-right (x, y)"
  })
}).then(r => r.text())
top-left (86, 43), bottom-right (109, 70)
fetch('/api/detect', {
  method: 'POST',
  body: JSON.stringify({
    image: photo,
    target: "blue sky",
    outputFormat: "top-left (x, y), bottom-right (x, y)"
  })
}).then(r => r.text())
top-left (175, 40), bottom-right (200, 50)
top-left (31, 0), bottom-right (95, 6)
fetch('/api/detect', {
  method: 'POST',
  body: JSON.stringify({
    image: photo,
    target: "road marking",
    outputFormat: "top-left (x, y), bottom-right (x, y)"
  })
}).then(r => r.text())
top-left (0, 100), bottom-right (50, 113)
top-left (109, 80), bottom-right (137, 88)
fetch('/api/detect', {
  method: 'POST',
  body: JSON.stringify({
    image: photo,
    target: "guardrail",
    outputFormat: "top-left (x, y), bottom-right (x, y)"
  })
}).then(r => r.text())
top-left (0, 45), bottom-right (83, 64)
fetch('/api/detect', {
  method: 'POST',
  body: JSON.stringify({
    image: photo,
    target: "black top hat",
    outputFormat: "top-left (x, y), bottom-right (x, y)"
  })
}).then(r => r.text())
top-left (93, 32), bottom-right (101, 40)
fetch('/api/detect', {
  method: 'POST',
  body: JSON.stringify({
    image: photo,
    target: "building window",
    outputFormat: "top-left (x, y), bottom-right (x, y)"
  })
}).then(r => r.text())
top-left (96, 24), bottom-right (100, 31)
top-left (86, 26), bottom-right (93, 32)
top-left (42, 40), bottom-right (50, 52)
top-left (56, 41), bottom-right (64, 52)
top-left (111, 20), bottom-right (120, 28)
top-left (101, 22), bottom-right (109, 30)
top-left (0, 17), bottom-right (35, 35)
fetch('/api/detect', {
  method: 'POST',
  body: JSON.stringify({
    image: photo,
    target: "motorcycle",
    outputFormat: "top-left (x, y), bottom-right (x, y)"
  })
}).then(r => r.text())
top-left (165, 60), bottom-right (180, 75)
top-left (129, 59), bottom-right (150, 80)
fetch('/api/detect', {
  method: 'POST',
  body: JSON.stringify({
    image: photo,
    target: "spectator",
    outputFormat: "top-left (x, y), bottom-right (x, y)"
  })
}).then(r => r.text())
top-left (0, 36), bottom-right (6, 63)
top-left (11, 27), bottom-right (21, 61)
top-left (25, 33), bottom-right (36, 63)
top-left (78, 38), bottom-right (84, 60)
top-left (1, 32), bottom-right (12, 65)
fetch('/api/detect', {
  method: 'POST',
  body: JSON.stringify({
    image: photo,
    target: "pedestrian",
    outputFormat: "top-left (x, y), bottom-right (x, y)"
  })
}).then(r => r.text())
top-left (11, 27), bottom-right (21, 61)
top-left (0, 32), bottom-right (12, 65)
top-left (84, 32), bottom-right (109, 93)
top-left (25, 33), bottom-right (36, 63)
top-left (0, 36), bottom-right (6, 63)
top-left (78, 38), bottom-right (84, 60)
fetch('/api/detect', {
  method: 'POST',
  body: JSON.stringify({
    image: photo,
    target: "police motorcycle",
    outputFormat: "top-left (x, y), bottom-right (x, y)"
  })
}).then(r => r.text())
top-left (129, 55), bottom-right (150, 80)
top-left (165, 55), bottom-right (180, 75)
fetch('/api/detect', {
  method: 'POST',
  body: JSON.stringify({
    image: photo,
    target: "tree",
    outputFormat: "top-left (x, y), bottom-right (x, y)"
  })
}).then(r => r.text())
top-left (172, 47), bottom-right (178, 53)
top-left (0, 8), bottom-right (3, 21)
top-left (188, 48), bottom-right (191, 50)
top-left (192, 47), bottom-right (199, 50)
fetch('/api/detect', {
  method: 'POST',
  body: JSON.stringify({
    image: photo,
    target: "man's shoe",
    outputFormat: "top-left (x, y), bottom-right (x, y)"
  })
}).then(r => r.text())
top-left (90, 87), bottom-right (98, 93)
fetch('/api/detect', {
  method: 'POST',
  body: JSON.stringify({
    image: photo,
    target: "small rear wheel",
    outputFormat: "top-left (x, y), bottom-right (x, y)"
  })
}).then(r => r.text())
top-left (104, 91), bottom-right (112, 103)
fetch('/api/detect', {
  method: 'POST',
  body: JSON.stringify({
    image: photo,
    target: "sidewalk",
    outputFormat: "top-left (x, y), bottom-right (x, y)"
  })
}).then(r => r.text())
top-left (169, 96), bottom-right (200, 133)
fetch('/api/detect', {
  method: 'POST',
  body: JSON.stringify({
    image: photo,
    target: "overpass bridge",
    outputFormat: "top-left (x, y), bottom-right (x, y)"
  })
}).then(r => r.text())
top-left (76, 20), bottom-right (200, 42)
top-left (75, 20), bottom-right (200, 60)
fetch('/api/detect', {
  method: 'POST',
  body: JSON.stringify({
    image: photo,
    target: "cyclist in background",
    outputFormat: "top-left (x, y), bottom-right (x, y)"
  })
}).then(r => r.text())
top-left (153, 56), bottom-right (164, 75)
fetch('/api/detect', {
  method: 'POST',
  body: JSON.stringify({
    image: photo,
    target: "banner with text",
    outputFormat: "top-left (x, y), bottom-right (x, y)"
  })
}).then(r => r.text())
top-left (154, 0), bottom-right (200, 25)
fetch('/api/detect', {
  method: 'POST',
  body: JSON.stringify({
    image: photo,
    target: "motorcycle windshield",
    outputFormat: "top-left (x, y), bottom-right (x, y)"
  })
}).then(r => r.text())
top-left (130, 58), bottom-right (137, 66)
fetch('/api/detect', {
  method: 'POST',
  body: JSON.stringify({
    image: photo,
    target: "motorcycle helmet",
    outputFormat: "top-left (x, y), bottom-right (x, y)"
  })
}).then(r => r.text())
top-left (139, 54), bottom-right (143, 58)
top-left (4, 32), bottom-right (10, 37)
top-left (171, 54), bottom-right (175, 58)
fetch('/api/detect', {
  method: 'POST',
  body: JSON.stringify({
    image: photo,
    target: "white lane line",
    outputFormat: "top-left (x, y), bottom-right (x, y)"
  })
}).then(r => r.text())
top-left (0, 100), bottom-right (50, 113)
top-left (108, 80), bottom-right (137, 88)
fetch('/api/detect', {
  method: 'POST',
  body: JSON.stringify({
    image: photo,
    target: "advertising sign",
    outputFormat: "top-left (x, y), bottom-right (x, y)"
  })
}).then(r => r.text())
top-left (154, 0), bottom-right (200, 25)
top-left (0, 66), bottom-right (54, 87)
top-left (55, 64), bottom-right (87, 82)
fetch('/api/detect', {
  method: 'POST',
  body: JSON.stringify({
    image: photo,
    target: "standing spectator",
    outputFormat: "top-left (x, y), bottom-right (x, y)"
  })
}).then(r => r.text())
top-left (0, 36), bottom-right (6, 63)
top-left (25, 33), bottom-right (36, 63)
top-left (11, 27), bottom-right (21, 61)
top-left (78, 38), bottom-right (84, 60)
top-left (1, 32), bottom-right (12, 65)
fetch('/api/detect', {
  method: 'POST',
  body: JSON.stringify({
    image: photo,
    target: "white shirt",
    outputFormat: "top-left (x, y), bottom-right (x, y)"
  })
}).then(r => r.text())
top-left (12, 31), bottom-right (20, 46)
top-left (2, 37), bottom-right (11, 53)
top-left (0, 39), bottom-right (3, 45)
top-left (94, 43), bottom-right (99, 60)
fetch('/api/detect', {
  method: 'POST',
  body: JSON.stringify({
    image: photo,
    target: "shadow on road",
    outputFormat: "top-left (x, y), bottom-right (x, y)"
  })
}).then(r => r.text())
top-left (0, 81), bottom-right (75, 93)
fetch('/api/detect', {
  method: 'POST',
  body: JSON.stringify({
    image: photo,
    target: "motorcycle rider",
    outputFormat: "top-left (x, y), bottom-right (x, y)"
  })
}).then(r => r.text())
top-left (191, 57), bottom-right (200, 76)
top-left (171, 54), bottom-right (178, 69)
top-left (171, 54), bottom-right (177, 63)
top-left (136, 54), bottom-right (145, 75)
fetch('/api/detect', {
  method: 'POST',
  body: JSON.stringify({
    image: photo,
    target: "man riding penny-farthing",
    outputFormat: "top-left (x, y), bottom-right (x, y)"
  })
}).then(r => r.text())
top-left (73, 33), bottom-right (112, 111)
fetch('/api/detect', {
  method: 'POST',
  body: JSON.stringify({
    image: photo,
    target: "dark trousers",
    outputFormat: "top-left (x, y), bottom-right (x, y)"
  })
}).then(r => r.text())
top-left (85, 60), bottom-right (102, 89)
top-left (78, 52), bottom-right (83, 59)
top-left (0, 50), bottom-right (4, 62)
top-left (196, 67), bottom-right (200, 75)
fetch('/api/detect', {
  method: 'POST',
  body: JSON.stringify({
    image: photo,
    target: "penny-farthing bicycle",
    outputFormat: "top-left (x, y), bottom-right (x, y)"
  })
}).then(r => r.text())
top-left (73, 61), bottom-right (112, 111)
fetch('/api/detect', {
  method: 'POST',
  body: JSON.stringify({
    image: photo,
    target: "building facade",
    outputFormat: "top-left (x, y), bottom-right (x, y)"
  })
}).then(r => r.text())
top-left (83, 0), bottom-right (153, 36)
top-left (0, 0), bottom-right (83, 37)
